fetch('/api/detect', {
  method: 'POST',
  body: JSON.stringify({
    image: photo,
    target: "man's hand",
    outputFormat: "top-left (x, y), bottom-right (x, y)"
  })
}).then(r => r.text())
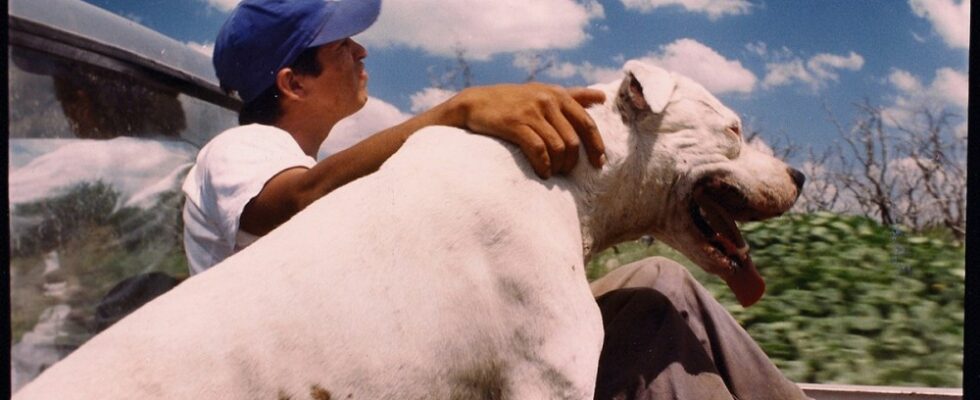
top-left (447, 83), bottom-right (607, 179)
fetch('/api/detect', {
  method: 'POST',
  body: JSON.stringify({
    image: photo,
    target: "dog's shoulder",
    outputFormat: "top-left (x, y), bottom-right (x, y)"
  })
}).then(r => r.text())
top-left (381, 126), bottom-right (536, 189)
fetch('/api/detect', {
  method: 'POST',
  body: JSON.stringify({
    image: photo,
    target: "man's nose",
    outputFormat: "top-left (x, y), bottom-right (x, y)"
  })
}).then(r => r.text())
top-left (351, 39), bottom-right (367, 60)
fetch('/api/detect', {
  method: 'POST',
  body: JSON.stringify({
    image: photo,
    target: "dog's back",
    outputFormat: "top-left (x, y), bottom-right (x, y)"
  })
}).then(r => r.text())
top-left (15, 127), bottom-right (604, 399)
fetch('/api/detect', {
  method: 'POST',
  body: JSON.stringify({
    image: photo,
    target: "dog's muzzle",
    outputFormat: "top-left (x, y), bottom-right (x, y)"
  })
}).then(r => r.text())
top-left (689, 176), bottom-right (769, 307)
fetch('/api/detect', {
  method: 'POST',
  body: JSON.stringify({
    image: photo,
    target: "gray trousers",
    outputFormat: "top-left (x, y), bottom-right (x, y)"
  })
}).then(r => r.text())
top-left (591, 257), bottom-right (811, 400)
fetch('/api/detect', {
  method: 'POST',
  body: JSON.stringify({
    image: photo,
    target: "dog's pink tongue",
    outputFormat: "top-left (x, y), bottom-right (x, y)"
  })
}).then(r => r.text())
top-left (722, 255), bottom-right (766, 307)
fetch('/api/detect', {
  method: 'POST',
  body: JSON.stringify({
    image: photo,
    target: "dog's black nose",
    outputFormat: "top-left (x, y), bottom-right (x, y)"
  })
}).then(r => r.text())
top-left (788, 168), bottom-right (806, 191)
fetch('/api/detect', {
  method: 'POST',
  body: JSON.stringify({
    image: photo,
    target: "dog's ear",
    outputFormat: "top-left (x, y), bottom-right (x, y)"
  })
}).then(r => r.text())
top-left (621, 60), bottom-right (675, 114)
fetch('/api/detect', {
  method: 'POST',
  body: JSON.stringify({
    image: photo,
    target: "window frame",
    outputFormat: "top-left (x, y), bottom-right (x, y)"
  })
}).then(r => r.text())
top-left (8, 14), bottom-right (241, 115)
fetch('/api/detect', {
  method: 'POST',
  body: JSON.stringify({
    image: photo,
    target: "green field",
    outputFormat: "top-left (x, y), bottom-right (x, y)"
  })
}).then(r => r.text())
top-left (588, 212), bottom-right (965, 387)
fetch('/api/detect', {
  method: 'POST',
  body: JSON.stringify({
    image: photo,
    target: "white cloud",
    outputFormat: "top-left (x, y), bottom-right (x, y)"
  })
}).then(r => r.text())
top-left (202, 0), bottom-right (239, 12)
top-left (358, 0), bottom-right (602, 60)
top-left (639, 38), bottom-right (757, 94)
top-left (524, 39), bottom-right (755, 94)
top-left (318, 97), bottom-right (412, 159)
top-left (745, 42), bottom-right (793, 59)
top-left (517, 58), bottom-right (620, 84)
top-left (762, 51), bottom-right (864, 91)
top-left (807, 52), bottom-right (864, 79)
top-left (518, 56), bottom-right (620, 84)
top-left (583, 0), bottom-right (607, 18)
top-left (186, 41), bottom-right (215, 57)
top-left (931, 67), bottom-right (970, 109)
top-left (199, 0), bottom-right (605, 60)
top-left (909, 0), bottom-right (970, 49)
top-left (511, 53), bottom-right (622, 83)
top-left (547, 63), bottom-right (582, 80)
top-left (621, 0), bottom-right (752, 20)
top-left (745, 41), bottom-right (768, 57)
top-left (762, 59), bottom-right (808, 88)
top-left (561, 62), bottom-right (623, 84)
top-left (888, 69), bottom-right (922, 93)
top-left (409, 87), bottom-right (457, 113)
top-left (883, 67), bottom-right (968, 127)
top-left (512, 53), bottom-right (561, 78)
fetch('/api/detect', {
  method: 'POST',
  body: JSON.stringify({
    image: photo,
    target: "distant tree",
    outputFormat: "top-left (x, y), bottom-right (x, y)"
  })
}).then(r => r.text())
top-left (776, 100), bottom-right (965, 241)
top-left (795, 146), bottom-right (841, 213)
top-left (828, 100), bottom-right (899, 227)
top-left (11, 181), bottom-right (120, 257)
top-left (892, 108), bottom-right (966, 240)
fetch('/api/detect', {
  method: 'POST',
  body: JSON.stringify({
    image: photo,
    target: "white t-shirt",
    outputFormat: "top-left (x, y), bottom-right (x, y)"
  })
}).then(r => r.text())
top-left (182, 124), bottom-right (316, 275)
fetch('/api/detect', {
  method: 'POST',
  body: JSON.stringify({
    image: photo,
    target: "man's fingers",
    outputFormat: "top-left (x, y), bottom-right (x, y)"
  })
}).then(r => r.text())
top-left (455, 83), bottom-right (604, 175)
top-left (560, 93), bottom-right (606, 169)
top-left (543, 102), bottom-right (581, 174)
top-left (528, 120), bottom-right (567, 177)
top-left (566, 87), bottom-right (606, 108)
top-left (512, 125), bottom-right (552, 179)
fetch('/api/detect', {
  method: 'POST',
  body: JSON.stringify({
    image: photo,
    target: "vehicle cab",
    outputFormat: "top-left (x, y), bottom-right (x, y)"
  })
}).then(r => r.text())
top-left (8, 0), bottom-right (239, 391)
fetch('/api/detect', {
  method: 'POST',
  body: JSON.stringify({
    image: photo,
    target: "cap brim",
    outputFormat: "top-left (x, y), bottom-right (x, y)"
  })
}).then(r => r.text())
top-left (308, 0), bottom-right (381, 48)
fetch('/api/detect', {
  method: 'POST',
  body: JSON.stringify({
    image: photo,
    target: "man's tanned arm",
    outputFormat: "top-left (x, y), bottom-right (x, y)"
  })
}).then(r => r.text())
top-left (240, 84), bottom-right (607, 236)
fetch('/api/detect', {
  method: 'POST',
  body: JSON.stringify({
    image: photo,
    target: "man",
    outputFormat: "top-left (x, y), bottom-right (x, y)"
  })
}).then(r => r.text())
top-left (182, 0), bottom-right (606, 274)
top-left (183, 1), bottom-right (811, 398)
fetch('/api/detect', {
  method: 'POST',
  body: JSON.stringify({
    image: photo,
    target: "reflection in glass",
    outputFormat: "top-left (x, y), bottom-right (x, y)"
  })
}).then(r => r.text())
top-left (8, 45), bottom-right (236, 391)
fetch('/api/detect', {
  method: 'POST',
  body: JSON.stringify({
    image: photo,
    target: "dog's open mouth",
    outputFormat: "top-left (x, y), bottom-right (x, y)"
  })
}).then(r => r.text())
top-left (689, 198), bottom-right (749, 269)
top-left (690, 181), bottom-right (767, 307)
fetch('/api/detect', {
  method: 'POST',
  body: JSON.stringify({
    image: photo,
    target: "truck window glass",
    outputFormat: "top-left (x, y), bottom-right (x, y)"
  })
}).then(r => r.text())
top-left (8, 44), bottom-right (237, 391)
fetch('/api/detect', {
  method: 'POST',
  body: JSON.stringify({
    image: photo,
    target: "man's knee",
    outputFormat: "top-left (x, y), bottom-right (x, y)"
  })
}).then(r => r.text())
top-left (596, 286), bottom-right (674, 326)
top-left (591, 256), bottom-right (695, 296)
top-left (594, 286), bottom-right (730, 400)
top-left (642, 257), bottom-right (699, 288)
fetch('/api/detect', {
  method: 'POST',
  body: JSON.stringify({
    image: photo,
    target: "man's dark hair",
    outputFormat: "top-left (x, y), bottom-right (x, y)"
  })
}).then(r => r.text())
top-left (238, 46), bottom-right (324, 125)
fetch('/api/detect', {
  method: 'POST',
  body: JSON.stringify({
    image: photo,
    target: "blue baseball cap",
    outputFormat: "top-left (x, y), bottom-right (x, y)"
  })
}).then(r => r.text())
top-left (213, 0), bottom-right (381, 104)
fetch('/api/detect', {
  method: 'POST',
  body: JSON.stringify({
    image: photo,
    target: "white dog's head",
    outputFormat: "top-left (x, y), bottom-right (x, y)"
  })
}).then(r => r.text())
top-left (582, 60), bottom-right (804, 307)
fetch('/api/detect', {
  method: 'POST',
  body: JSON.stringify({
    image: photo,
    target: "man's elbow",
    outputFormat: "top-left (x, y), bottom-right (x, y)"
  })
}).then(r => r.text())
top-left (240, 196), bottom-right (302, 237)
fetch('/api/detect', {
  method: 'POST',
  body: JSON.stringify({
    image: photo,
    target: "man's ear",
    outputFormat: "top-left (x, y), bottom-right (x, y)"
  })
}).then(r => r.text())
top-left (620, 60), bottom-right (675, 114)
top-left (275, 68), bottom-right (305, 101)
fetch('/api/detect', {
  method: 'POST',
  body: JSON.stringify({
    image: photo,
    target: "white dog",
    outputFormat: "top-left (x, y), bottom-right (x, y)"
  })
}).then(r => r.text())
top-left (15, 60), bottom-right (802, 399)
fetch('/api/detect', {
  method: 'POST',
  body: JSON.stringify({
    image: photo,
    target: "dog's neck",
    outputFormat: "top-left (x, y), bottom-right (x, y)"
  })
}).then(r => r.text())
top-left (564, 83), bottom-right (676, 261)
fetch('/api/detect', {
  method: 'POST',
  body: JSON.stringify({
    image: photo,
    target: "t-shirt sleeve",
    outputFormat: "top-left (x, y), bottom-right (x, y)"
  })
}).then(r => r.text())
top-left (195, 126), bottom-right (316, 246)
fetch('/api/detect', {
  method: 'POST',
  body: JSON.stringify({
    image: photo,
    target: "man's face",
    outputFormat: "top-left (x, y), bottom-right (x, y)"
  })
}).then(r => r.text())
top-left (306, 38), bottom-right (369, 118)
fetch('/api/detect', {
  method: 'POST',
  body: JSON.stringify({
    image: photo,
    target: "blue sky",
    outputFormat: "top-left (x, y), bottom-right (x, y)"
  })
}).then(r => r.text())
top-left (80, 0), bottom-right (969, 159)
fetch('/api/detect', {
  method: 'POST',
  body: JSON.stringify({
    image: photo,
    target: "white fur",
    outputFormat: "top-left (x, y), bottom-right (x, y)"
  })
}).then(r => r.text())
top-left (15, 60), bottom-right (799, 399)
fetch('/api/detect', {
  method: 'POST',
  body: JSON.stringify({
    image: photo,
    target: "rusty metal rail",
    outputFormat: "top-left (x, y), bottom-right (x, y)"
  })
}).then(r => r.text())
top-left (798, 383), bottom-right (962, 400)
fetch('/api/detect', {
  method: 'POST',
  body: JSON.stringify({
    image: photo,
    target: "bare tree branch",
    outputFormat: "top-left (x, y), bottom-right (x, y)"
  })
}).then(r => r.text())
top-left (519, 52), bottom-right (556, 83)
top-left (829, 100), bottom-right (898, 226)
top-left (794, 145), bottom-right (840, 213)
top-left (427, 47), bottom-right (473, 91)
top-left (802, 100), bottom-right (966, 240)
top-left (892, 108), bottom-right (966, 240)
